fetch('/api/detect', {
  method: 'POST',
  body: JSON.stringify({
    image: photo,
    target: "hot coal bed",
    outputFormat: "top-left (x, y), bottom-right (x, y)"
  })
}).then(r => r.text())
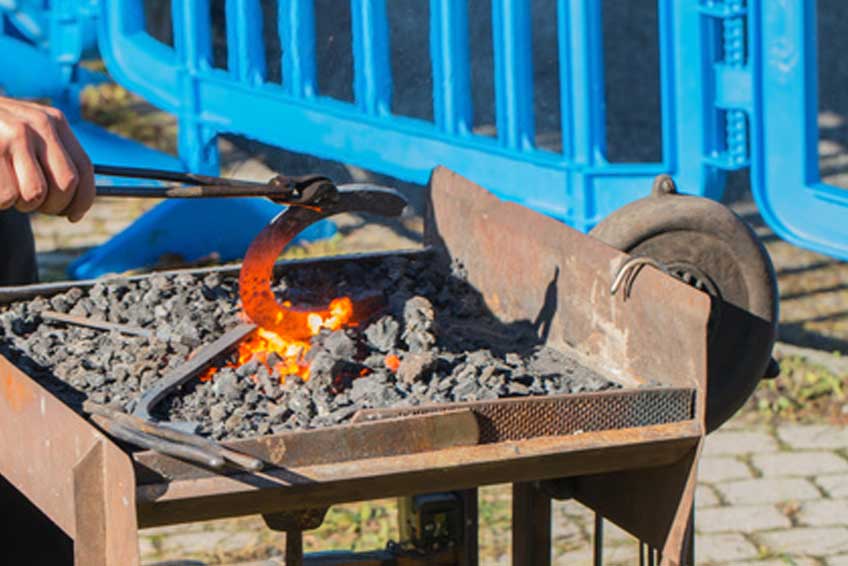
top-left (0, 253), bottom-right (618, 441)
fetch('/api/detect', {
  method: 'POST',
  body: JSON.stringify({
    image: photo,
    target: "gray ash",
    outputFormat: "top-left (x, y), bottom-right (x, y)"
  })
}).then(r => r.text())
top-left (0, 255), bottom-right (618, 440)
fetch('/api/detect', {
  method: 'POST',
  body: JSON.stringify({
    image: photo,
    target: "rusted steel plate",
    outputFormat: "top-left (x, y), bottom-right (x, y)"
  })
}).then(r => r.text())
top-left (0, 355), bottom-right (140, 564)
top-left (134, 409), bottom-right (480, 484)
top-left (135, 420), bottom-right (700, 527)
top-left (354, 387), bottom-right (694, 442)
top-left (425, 167), bottom-right (710, 405)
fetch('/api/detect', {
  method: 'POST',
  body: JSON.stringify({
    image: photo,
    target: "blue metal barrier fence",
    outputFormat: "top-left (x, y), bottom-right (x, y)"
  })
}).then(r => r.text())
top-left (98, 0), bottom-right (728, 233)
top-left (4, 1), bottom-right (848, 263)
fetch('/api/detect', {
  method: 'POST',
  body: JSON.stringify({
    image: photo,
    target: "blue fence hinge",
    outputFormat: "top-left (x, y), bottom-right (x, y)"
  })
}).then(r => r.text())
top-left (700, 0), bottom-right (752, 171)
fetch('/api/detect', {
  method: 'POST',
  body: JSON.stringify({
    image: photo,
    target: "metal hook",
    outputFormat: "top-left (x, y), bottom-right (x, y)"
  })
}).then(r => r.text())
top-left (610, 256), bottom-right (671, 300)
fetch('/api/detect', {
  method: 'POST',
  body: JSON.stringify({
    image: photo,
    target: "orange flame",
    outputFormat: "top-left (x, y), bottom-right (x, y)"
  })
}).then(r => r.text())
top-left (201, 297), bottom-right (355, 384)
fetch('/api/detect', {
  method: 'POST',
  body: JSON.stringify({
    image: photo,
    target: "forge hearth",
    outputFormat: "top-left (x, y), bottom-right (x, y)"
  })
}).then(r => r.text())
top-left (0, 168), bottom-right (715, 565)
top-left (0, 253), bottom-right (619, 440)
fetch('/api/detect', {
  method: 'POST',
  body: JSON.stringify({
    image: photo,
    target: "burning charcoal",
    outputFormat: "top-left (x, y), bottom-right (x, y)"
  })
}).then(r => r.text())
top-left (365, 316), bottom-right (400, 352)
top-left (255, 366), bottom-right (279, 398)
top-left (173, 319), bottom-right (201, 348)
top-left (209, 403), bottom-right (229, 423)
top-left (451, 363), bottom-right (478, 384)
top-left (349, 376), bottom-right (384, 403)
top-left (322, 330), bottom-right (357, 360)
top-left (10, 315), bottom-right (38, 336)
top-left (453, 379), bottom-right (477, 401)
top-left (85, 373), bottom-right (107, 388)
top-left (477, 388), bottom-right (499, 401)
top-left (402, 296), bottom-right (437, 353)
top-left (397, 352), bottom-right (436, 384)
top-left (507, 382), bottom-right (530, 396)
top-left (306, 350), bottom-right (336, 379)
top-left (212, 369), bottom-right (242, 401)
top-left (328, 405), bottom-right (359, 424)
top-left (224, 412), bottom-right (243, 433)
top-left (244, 388), bottom-right (260, 407)
top-left (48, 294), bottom-right (72, 313)
top-left (88, 391), bottom-right (108, 405)
top-left (236, 360), bottom-right (261, 379)
top-left (287, 390), bottom-right (314, 417)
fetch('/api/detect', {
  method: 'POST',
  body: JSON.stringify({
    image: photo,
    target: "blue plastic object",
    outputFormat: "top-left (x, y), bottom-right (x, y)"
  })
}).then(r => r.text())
top-left (5, 1), bottom-right (848, 262)
top-left (747, 0), bottom-right (848, 260)
top-left (0, 1), bottom-right (338, 279)
top-left (97, 0), bottom-right (716, 232)
top-left (68, 199), bottom-right (337, 279)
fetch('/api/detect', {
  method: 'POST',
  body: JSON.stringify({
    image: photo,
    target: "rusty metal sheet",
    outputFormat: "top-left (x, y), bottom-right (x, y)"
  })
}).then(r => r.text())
top-left (135, 420), bottom-right (700, 527)
top-left (134, 409), bottom-right (480, 484)
top-left (354, 387), bottom-right (694, 443)
top-left (425, 167), bottom-right (711, 404)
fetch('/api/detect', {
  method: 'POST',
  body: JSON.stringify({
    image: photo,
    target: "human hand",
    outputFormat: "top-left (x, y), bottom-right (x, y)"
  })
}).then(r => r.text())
top-left (0, 96), bottom-right (94, 222)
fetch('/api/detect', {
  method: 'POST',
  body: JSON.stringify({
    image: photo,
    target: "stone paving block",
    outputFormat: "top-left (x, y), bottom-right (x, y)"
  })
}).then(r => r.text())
top-left (777, 425), bottom-right (848, 451)
top-left (817, 475), bottom-right (848, 498)
top-left (827, 554), bottom-right (848, 566)
top-left (696, 533), bottom-right (760, 563)
top-left (148, 530), bottom-right (262, 558)
top-left (696, 484), bottom-right (722, 508)
top-left (703, 431), bottom-right (779, 457)
top-left (753, 452), bottom-right (848, 478)
top-left (717, 478), bottom-right (821, 505)
top-left (726, 559), bottom-right (818, 566)
top-left (601, 519), bottom-right (637, 546)
top-left (699, 456), bottom-right (754, 483)
top-left (695, 504), bottom-right (791, 534)
top-left (758, 527), bottom-right (848, 557)
top-left (552, 514), bottom-right (586, 544)
top-left (798, 499), bottom-right (848, 527)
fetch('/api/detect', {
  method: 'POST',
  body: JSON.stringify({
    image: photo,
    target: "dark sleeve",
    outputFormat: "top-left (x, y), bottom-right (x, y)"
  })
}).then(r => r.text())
top-left (0, 209), bottom-right (37, 285)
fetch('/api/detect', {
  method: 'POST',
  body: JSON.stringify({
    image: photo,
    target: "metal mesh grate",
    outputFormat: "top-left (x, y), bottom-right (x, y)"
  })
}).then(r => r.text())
top-left (355, 387), bottom-right (695, 444)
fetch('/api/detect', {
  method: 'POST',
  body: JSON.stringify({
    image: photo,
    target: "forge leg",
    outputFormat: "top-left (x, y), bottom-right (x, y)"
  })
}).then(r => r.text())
top-left (73, 440), bottom-right (140, 566)
top-left (511, 482), bottom-right (551, 566)
top-left (285, 530), bottom-right (304, 566)
top-left (264, 508), bottom-right (328, 566)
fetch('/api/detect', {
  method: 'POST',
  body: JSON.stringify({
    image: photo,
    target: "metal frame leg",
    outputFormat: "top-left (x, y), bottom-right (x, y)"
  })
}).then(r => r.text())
top-left (512, 482), bottom-right (551, 566)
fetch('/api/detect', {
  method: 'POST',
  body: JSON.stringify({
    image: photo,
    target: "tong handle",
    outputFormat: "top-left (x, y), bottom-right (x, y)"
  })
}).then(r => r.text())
top-left (95, 164), bottom-right (279, 190)
top-left (94, 163), bottom-right (335, 206)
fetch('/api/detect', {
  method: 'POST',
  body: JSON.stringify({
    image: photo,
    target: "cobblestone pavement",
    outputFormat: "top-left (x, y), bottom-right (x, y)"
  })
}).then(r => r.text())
top-left (134, 421), bottom-right (848, 566)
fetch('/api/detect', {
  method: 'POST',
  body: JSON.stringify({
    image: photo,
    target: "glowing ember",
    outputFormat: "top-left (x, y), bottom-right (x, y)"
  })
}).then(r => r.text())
top-left (385, 354), bottom-right (400, 373)
top-left (201, 297), bottom-right (355, 384)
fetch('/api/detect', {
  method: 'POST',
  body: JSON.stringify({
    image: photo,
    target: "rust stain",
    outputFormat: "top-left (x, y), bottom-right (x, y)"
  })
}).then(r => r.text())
top-left (0, 370), bottom-right (34, 412)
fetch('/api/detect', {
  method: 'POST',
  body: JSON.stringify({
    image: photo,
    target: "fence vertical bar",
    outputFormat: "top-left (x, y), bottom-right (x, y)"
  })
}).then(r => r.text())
top-left (430, 0), bottom-right (472, 135)
top-left (491, 0), bottom-right (534, 150)
top-left (172, 0), bottom-right (218, 173)
top-left (556, 0), bottom-right (604, 230)
top-left (559, 0), bottom-right (605, 165)
top-left (351, 0), bottom-right (391, 115)
top-left (657, 0), bottom-right (674, 170)
top-left (279, 0), bottom-right (316, 97)
top-left (226, 0), bottom-right (266, 85)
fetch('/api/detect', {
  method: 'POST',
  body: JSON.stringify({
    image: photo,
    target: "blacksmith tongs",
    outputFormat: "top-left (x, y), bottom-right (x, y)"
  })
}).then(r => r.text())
top-left (94, 164), bottom-right (341, 208)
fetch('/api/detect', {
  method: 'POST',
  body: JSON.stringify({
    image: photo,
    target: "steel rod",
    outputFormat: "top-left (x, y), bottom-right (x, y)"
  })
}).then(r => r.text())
top-left (133, 323), bottom-right (258, 422)
top-left (84, 401), bottom-right (264, 472)
top-left (91, 414), bottom-right (225, 469)
top-left (593, 513), bottom-right (604, 566)
top-left (40, 310), bottom-right (152, 338)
